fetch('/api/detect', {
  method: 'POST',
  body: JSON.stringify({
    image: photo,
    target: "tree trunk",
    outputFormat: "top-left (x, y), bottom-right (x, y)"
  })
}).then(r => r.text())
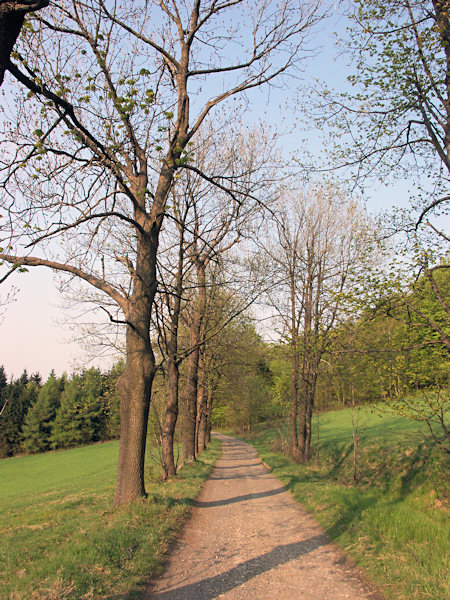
top-left (302, 372), bottom-right (318, 462)
top-left (351, 392), bottom-right (359, 484)
top-left (196, 369), bottom-right (207, 455)
top-left (204, 385), bottom-right (214, 445)
top-left (290, 339), bottom-right (300, 460)
top-left (181, 262), bottom-right (206, 463)
top-left (197, 405), bottom-right (207, 453)
top-left (114, 170), bottom-right (167, 505)
top-left (161, 224), bottom-right (185, 480)
top-left (298, 390), bottom-right (308, 462)
top-left (0, 2), bottom-right (49, 88)
top-left (195, 352), bottom-right (205, 455)
top-left (288, 264), bottom-right (301, 459)
top-left (304, 392), bottom-right (314, 462)
top-left (181, 343), bottom-right (200, 463)
top-left (114, 325), bottom-right (154, 505)
top-left (161, 357), bottom-right (179, 479)
top-left (299, 254), bottom-right (312, 462)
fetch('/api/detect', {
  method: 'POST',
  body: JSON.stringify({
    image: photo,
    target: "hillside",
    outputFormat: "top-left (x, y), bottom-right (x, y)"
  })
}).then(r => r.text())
top-left (240, 407), bottom-right (449, 600)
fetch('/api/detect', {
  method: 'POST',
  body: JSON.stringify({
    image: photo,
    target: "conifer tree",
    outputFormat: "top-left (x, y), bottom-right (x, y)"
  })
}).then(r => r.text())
top-left (22, 372), bottom-right (63, 453)
top-left (0, 365), bottom-right (7, 415)
top-left (0, 372), bottom-right (40, 456)
top-left (102, 362), bottom-right (124, 440)
top-left (51, 368), bottom-right (104, 448)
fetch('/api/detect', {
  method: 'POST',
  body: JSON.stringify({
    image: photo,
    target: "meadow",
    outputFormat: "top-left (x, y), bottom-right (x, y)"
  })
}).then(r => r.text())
top-left (1, 408), bottom-right (448, 600)
top-left (0, 439), bottom-right (221, 600)
top-left (241, 407), bottom-right (449, 600)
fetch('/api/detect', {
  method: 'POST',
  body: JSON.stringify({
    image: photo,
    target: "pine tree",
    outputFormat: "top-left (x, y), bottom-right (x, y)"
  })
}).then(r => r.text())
top-left (0, 372), bottom-right (40, 457)
top-left (102, 361), bottom-right (124, 440)
top-left (0, 365), bottom-right (7, 415)
top-left (22, 373), bottom-right (63, 453)
top-left (80, 367), bottom-right (106, 442)
top-left (51, 368), bottom-right (105, 449)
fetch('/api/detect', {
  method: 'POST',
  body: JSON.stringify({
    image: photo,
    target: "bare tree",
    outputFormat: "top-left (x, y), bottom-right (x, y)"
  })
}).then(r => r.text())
top-left (0, 0), bottom-right (323, 504)
top-left (178, 128), bottom-right (275, 464)
top-left (263, 183), bottom-right (374, 461)
top-left (150, 120), bottom-right (277, 476)
top-left (153, 184), bottom-right (192, 480)
top-left (158, 131), bottom-right (275, 469)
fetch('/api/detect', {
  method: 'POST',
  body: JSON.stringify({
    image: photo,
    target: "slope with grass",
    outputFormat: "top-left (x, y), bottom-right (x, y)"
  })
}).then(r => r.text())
top-left (240, 408), bottom-right (449, 600)
top-left (0, 439), bottom-right (221, 600)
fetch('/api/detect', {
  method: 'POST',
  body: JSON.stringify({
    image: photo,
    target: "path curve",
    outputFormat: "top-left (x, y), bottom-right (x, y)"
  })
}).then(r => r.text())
top-left (146, 434), bottom-right (381, 600)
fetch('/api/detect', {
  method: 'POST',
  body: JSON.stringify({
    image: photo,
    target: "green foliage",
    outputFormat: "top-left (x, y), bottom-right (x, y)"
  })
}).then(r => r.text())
top-left (381, 387), bottom-right (450, 456)
top-left (1, 363), bottom-right (126, 457)
top-left (311, 261), bottom-right (449, 415)
top-left (0, 365), bottom-right (7, 414)
top-left (397, 265), bottom-right (450, 388)
top-left (211, 322), bottom-right (272, 431)
top-left (51, 368), bottom-right (105, 449)
top-left (101, 360), bottom-right (124, 440)
top-left (21, 373), bottom-right (64, 453)
top-left (332, 0), bottom-right (449, 201)
top-left (0, 371), bottom-right (40, 457)
top-left (267, 356), bottom-right (291, 414)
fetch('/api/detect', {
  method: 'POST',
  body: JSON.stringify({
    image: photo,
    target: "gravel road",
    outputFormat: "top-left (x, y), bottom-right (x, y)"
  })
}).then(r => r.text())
top-left (146, 433), bottom-right (382, 600)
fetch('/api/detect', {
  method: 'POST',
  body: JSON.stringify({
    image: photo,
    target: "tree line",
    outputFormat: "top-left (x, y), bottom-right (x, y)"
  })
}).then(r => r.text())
top-left (0, 363), bottom-right (122, 457)
top-left (2, 240), bottom-right (446, 462)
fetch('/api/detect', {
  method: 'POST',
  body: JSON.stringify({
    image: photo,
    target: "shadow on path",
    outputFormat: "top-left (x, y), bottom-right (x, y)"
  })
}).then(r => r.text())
top-left (151, 533), bottom-right (328, 600)
top-left (195, 486), bottom-right (286, 508)
top-left (212, 462), bottom-right (261, 470)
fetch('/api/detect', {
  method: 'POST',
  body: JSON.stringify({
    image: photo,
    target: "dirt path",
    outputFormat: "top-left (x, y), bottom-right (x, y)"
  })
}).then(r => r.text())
top-left (146, 434), bottom-right (381, 600)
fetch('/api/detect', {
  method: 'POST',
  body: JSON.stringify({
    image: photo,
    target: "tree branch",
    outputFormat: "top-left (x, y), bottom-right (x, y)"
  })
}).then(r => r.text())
top-left (0, 253), bottom-right (127, 310)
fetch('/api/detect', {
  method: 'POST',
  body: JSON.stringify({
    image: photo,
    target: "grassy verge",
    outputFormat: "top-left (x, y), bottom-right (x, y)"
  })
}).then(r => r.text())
top-left (239, 408), bottom-right (449, 600)
top-left (0, 438), bottom-right (221, 600)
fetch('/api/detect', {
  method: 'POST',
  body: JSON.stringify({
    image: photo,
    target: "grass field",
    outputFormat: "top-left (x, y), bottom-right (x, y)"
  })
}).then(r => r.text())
top-left (0, 438), bottom-right (221, 600)
top-left (240, 407), bottom-right (449, 600)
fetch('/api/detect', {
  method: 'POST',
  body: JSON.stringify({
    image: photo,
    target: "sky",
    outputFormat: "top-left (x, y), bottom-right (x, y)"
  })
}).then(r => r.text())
top-left (1, 269), bottom-right (81, 379)
top-left (0, 1), bottom-right (445, 380)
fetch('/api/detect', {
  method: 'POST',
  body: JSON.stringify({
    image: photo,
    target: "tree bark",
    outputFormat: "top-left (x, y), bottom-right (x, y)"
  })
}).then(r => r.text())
top-left (299, 255), bottom-right (313, 462)
top-left (204, 384), bottom-right (214, 445)
top-left (195, 353), bottom-right (206, 455)
top-left (302, 370), bottom-right (318, 462)
top-left (0, 1), bottom-right (49, 87)
top-left (196, 382), bottom-right (208, 454)
top-left (181, 336), bottom-right (201, 463)
top-left (290, 338), bottom-right (300, 460)
top-left (298, 385), bottom-right (308, 461)
top-left (304, 389), bottom-right (314, 462)
top-left (114, 323), bottom-right (154, 505)
top-left (161, 357), bottom-right (179, 479)
top-left (113, 166), bottom-right (168, 505)
top-left (181, 261), bottom-right (206, 463)
top-left (161, 223), bottom-right (185, 480)
top-left (289, 262), bottom-right (301, 459)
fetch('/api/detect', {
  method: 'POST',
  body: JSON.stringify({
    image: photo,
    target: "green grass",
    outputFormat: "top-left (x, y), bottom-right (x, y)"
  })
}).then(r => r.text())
top-left (0, 439), bottom-right (221, 600)
top-left (240, 407), bottom-right (449, 600)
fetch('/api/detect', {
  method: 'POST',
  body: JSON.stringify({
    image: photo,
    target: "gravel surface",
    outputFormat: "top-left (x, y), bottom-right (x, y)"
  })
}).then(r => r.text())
top-left (146, 433), bottom-right (382, 600)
